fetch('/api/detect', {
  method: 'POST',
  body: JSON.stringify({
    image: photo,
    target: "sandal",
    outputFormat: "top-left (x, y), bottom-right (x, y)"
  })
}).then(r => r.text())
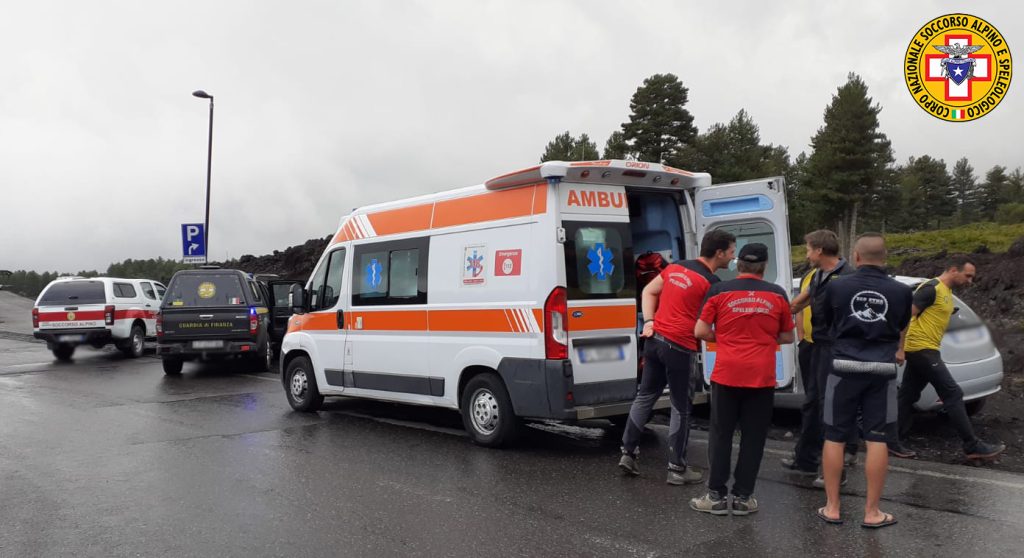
top-left (861, 513), bottom-right (898, 529)
top-left (816, 507), bottom-right (843, 525)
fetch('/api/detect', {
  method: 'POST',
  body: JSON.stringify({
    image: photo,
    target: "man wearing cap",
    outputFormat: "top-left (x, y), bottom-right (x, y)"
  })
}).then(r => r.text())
top-left (691, 243), bottom-right (795, 515)
top-left (619, 229), bottom-right (736, 485)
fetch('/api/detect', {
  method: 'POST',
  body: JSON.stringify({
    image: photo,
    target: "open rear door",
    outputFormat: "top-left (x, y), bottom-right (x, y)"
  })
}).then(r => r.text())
top-left (694, 177), bottom-right (795, 388)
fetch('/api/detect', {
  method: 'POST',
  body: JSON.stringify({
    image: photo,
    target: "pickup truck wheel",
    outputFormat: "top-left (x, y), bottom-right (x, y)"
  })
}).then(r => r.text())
top-left (162, 357), bottom-right (183, 375)
top-left (53, 344), bottom-right (75, 361)
top-left (254, 341), bottom-right (272, 373)
top-left (460, 373), bottom-right (519, 448)
top-left (286, 356), bottom-right (323, 412)
top-left (122, 325), bottom-right (144, 358)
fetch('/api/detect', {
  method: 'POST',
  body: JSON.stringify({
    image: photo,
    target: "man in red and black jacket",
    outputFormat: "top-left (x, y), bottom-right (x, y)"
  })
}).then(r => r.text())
top-left (618, 229), bottom-right (736, 486)
top-left (690, 243), bottom-right (795, 516)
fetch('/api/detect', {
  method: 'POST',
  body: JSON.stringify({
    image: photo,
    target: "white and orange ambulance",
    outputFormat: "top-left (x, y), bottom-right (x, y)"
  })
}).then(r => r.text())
top-left (280, 160), bottom-right (793, 446)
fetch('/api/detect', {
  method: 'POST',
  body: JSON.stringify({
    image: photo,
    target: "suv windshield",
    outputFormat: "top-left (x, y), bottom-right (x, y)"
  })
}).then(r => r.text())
top-left (39, 281), bottom-right (106, 306)
top-left (164, 274), bottom-right (247, 308)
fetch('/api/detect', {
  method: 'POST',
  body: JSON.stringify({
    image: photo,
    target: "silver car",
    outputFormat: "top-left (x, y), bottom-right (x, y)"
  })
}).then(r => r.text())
top-left (776, 275), bottom-right (1003, 414)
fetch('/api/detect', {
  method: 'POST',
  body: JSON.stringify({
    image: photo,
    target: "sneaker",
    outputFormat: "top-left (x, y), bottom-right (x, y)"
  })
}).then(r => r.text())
top-left (618, 451), bottom-right (640, 476)
top-left (780, 457), bottom-right (818, 476)
top-left (812, 468), bottom-right (848, 489)
top-left (667, 465), bottom-right (704, 486)
top-left (844, 452), bottom-right (858, 467)
top-left (965, 440), bottom-right (1006, 459)
top-left (731, 495), bottom-right (758, 516)
top-left (888, 441), bottom-right (918, 459)
top-left (690, 492), bottom-right (729, 516)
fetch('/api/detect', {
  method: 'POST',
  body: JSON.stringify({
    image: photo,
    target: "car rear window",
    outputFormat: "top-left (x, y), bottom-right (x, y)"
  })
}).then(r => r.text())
top-left (164, 274), bottom-right (247, 307)
top-left (562, 220), bottom-right (635, 300)
top-left (38, 281), bottom-right (106, 306)
top-left (947, 296), bottom-right (983, 331)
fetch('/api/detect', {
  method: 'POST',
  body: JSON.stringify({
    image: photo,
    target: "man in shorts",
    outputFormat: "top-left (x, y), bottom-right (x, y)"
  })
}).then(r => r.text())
top-left (818, 233), bottom-right (912, 529)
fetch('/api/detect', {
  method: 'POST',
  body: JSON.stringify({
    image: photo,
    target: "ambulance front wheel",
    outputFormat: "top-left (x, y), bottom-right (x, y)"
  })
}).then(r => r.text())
top-left (286, 355), bottom-right (323, 412)
top-left (461, 373), bottom-right (519, 448)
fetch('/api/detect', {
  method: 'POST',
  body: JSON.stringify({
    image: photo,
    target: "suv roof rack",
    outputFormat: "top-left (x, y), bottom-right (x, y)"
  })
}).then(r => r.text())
top-left (198, 265), bottom-right (221, 269)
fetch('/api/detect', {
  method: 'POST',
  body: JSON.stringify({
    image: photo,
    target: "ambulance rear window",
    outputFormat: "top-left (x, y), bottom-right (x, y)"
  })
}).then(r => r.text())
top-left (163, 274), bottom-right (247, 307)
top-left (563, 221), bottom-right (635, 300)
top-left (39, 281), bottom-right (106, 306)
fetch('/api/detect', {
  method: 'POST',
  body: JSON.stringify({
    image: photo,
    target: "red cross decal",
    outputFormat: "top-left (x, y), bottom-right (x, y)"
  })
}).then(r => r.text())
top-left (925, 34), bottom-right (993, 102)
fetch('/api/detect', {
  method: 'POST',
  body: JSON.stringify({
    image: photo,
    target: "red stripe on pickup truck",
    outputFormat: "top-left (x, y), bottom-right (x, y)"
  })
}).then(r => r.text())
top-left (114, 310), bottom-right (157, 320)
top-left (38, 310), bottom-right (105, 322)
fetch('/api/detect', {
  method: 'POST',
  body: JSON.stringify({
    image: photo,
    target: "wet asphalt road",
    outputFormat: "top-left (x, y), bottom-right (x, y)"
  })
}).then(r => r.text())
top-left (2, 293), bottom-right (1024, 556)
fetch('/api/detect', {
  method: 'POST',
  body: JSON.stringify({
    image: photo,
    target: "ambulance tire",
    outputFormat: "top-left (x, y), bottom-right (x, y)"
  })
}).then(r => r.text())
top-left (53, 344), bottom-right (75, 361)
top-left (121, 325), bottom-right (145, 358)
top-left (461, 373), bottom-right (519, 448)
top-left (162, 357), bottom-right (183, 375)
top-left (285, 356), bottom-right (323, 412)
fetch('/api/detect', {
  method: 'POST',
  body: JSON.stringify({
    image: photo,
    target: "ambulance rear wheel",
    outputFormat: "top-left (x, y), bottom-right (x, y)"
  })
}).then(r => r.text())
top-left (286, 356), bottom-right (323, 412)
top-left (162, 357), bottom-right (183, 375)
top-left (461, 373), bottom-right (518, 448)
top-left (53, 344), bottom-right (75, 361)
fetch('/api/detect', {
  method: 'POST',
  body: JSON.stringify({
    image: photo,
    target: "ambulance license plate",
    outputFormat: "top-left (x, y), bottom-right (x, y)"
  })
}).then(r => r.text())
top-left (58, 334), bottom-right (85, 343)
top-left (578, 345), bottom-right (625, 363)
top-left (193, 340), bottom-right (224, 349)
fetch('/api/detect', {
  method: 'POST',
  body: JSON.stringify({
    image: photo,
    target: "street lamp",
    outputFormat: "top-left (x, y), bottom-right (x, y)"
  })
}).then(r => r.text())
top-left (192, 89), bottom-right (214, 261)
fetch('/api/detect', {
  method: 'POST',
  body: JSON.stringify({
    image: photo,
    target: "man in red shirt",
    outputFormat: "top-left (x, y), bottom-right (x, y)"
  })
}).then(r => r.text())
top-left (618, 229), bottom-right (736, 486)
top-left (691, 243), bottom-right (795, 515)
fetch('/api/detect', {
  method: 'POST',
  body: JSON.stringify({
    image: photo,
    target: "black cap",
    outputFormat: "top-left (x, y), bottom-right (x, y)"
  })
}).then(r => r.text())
top-left (738, 243), bottom-right (769, 263)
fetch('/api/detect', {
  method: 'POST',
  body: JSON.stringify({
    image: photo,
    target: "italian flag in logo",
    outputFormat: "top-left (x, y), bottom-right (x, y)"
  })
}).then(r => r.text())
top-left (951, 109), bottom-right (967, 120)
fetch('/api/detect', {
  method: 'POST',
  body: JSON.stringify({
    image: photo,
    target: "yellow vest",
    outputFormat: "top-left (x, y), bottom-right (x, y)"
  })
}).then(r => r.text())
top-left (799, 269), bottom-right (815, 343)
top-left (905, 278), bottom-right (953, 352)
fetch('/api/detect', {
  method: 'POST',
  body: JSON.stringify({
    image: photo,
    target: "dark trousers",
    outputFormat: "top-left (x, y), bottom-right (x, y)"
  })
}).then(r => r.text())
top-left (793, 341), bottom-right (857, 469)
top-left (622, 336), bottom-right (695, 468)
top-left (898, 349), bottom-right (977, 447)
top-left (708, 382), bottom-right (774, 498)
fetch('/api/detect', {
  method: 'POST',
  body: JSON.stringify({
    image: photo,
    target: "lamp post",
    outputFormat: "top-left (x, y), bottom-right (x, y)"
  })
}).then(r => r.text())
top-left (192, 90), bottom-right (214, 261)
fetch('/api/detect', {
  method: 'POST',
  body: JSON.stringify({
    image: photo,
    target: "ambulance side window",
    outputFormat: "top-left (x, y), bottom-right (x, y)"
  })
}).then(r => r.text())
top-left (307, 254), bottom-right (330, 312)
top-left (563, 221), bottom-right (635, 300)
top-left (352, 237), bottom-right (428, 306)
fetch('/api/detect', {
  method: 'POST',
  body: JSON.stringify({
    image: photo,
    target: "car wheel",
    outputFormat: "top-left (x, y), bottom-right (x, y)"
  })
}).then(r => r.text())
top-left (460, 373), bottom-right (519, 448)
top-left (255, 341), bottom-right (272, 373)
top-left (285, 356), bottom-right (323, 412)
top-left (965, 398), bottom-right (986, 417)
top-left (122, 325), bottom-right (144, 358)
top-left (53, 344), bottom-right (75, 361)
top-left (162, 357), bottom-right (183, 375)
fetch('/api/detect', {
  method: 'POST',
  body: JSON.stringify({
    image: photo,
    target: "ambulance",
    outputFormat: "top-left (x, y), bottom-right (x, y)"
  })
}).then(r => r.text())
top-left (280, 160), bottom-right (793, 446)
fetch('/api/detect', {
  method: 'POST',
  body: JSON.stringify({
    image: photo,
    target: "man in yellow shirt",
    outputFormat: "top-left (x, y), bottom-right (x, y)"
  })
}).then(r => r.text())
top-left (890, 256), bottom-right (1005, 460)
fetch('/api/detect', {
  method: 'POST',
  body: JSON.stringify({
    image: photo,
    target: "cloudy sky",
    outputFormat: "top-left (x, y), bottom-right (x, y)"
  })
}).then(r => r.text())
top-left (1, 0), bottom-right (1020, 272)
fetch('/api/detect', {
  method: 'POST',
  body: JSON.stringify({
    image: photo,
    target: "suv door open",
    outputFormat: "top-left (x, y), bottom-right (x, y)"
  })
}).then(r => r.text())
top-left (694, 177), bottom-right (795, 389)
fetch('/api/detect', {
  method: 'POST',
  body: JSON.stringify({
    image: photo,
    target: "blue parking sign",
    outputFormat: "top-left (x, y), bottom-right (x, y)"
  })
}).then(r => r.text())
top-left (181, 223), bottom-right (206, 263)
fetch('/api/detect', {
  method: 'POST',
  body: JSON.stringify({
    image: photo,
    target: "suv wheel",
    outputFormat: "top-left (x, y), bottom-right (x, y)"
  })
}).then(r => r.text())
top-left (255, 341), bottom-right (272, 373)
top-left (122, 325), bottom-right (145, 358)
top-left (285, 356), bottom-right (323, 412)
top-left (460, 373), bottom-right (519, 448)
top-left (162, 357), bottom-right (183, 375)
top-left (53, 344), bottom-right (75, 361)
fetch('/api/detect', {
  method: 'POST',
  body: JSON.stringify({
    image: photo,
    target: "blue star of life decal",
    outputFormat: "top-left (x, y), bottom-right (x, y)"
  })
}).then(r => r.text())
top-left (366, 258), bottom-right (383, 289)
top-left (587, 242), bottom-right (615, 281)
top-left (466, 250), bottom-right (484, 278)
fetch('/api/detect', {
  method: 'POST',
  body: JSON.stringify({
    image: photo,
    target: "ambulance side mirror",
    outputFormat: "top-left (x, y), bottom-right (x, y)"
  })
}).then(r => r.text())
top-left (288, 284), bottom-right (306, 314)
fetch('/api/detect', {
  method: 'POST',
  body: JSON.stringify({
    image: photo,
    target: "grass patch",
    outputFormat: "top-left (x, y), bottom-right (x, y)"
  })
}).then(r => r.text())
top-left (791, 222), bottom-right (1024, 267)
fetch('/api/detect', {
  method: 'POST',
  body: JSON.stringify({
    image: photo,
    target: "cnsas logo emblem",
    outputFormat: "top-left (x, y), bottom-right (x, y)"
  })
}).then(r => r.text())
top-left (904, 14), bottom-right (1012, 122)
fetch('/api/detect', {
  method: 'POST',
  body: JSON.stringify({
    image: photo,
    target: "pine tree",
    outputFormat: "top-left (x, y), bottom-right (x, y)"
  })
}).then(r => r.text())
top-left (602, 131), bottom-right (631, 160)
top-left (801, 73), bottom-right (895, 254)
top-left (979, 165), bottom-right (1009, 219)
top-left (673, 109), bottom-right (790, 183)
top-left (540, 131), bottom-right (599, 162)
top-left (621, 74), bottom-right (697, 163)
top-left (950, 157), bottom-right (979, 224)
top-left (897, 156), bottom-right (954, 230)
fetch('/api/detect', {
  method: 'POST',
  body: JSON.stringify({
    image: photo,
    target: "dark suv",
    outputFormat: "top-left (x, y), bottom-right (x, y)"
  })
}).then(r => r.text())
top-left (156, 268), bottom-right (298, 375)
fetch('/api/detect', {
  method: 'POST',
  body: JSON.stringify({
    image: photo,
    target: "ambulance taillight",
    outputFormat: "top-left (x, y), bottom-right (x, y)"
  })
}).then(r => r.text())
top-left (544, 287), bottom-right (568, 360)
top-left (32, 308), bottom-right (39, 328)
top-left (104, 305), bottom-right (115, 326)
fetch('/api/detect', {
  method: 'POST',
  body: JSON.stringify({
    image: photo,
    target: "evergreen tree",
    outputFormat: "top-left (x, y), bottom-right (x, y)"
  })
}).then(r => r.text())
top-left (602, 131), bottom-right (631, 160)
top-left (801, 73), bottom-right (895, 254)
top-left (621, 73), bottom-right (697, 163)
top-left (979, 165), bottom-right (1009, 219)
top-left (897, 156), bottom-right (954, 230)
top-left (1006, 168), bottom-right (1024, 204)
top-left (950, 157), bottom-right (980, 224)
top-left (539, 131), bottom-right (599, 162)
top-left (673, 109), bottom-right (790, 183)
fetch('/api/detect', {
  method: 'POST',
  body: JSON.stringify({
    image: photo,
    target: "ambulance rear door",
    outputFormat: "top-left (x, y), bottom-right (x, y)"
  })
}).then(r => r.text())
top-left (693, 177), bottom-right (796, 389)
top-left (557, 182), bottom-right (639, 406)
